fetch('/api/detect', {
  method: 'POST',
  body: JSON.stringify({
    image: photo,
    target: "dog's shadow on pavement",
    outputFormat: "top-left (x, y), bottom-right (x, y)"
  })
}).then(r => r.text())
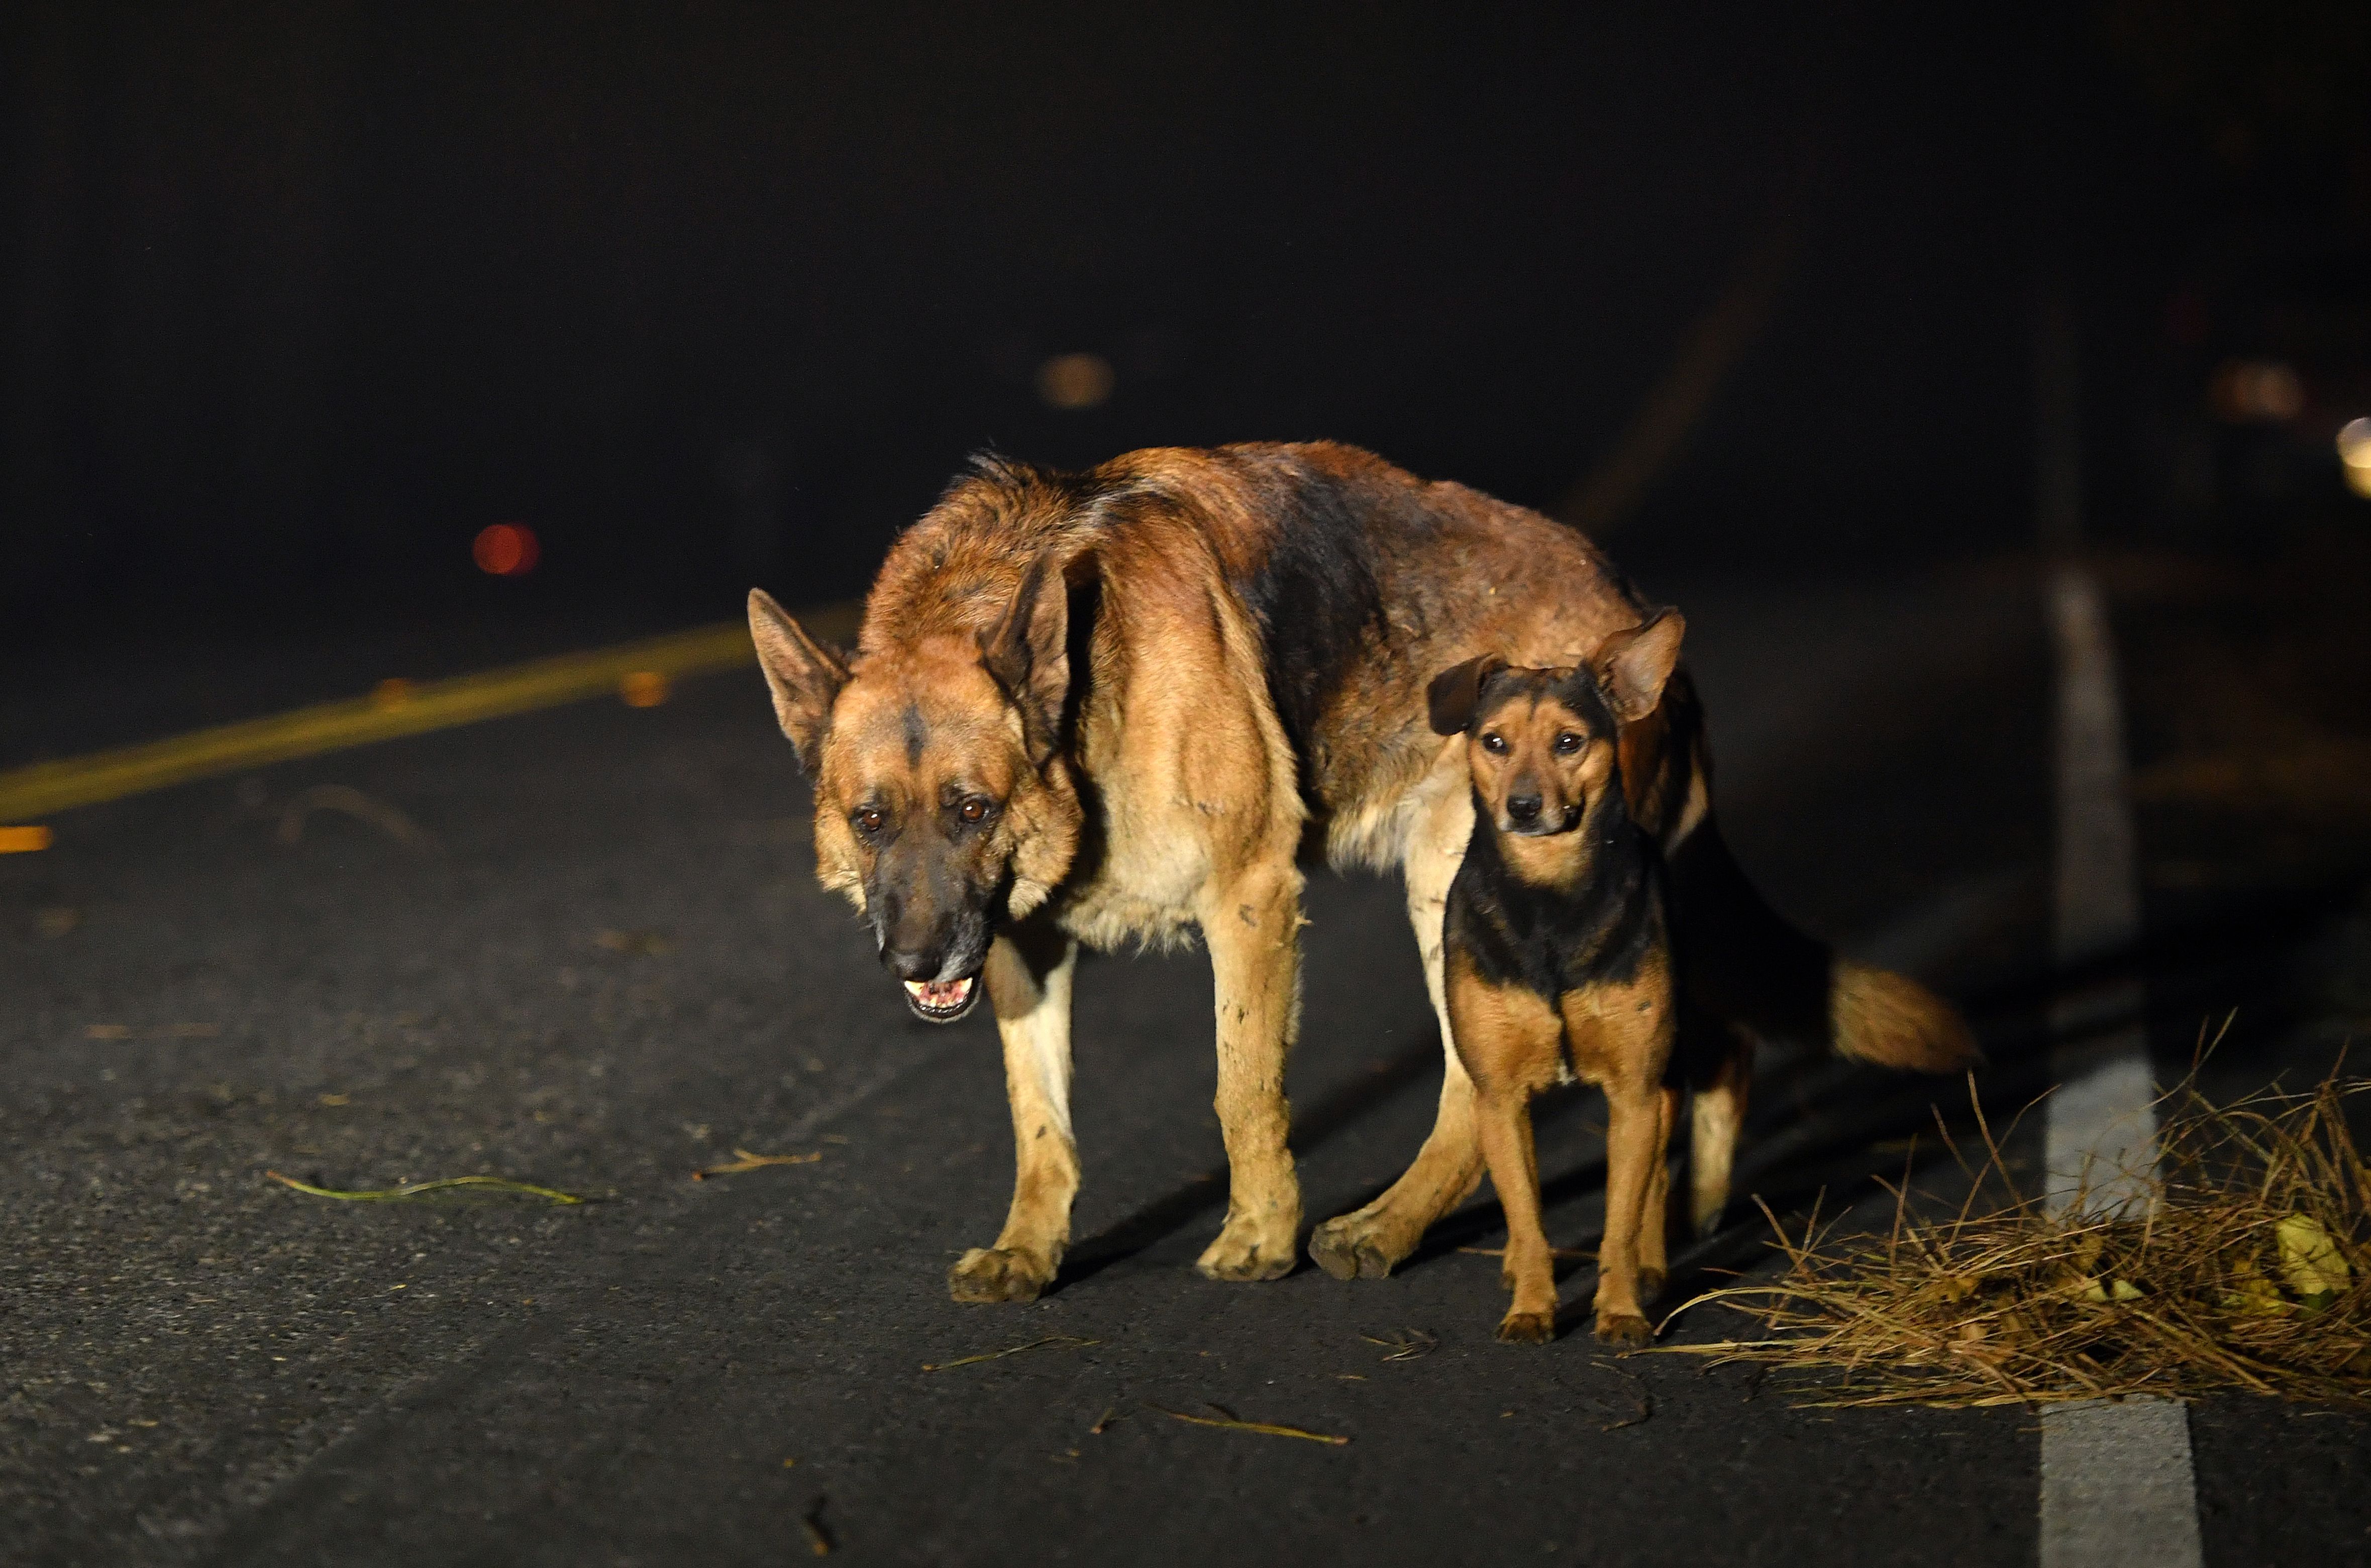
top-left (1049, 871), bottom-right (2364, 1305)
top-left (1053, 1030), bottom-right (1448, 1291)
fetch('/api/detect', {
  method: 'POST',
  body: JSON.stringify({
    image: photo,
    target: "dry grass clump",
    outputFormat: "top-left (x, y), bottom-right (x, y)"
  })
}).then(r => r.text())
top-left (1667, 1068), bottom-right (2370, 1407)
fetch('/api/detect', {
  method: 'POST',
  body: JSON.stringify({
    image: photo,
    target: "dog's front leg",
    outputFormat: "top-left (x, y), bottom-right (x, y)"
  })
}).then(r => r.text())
top-left (1311, 756), bottom-right (1484, 1279)
top-left (949, 920), bottom-right (1078, 1304)
top-left (1193, 863), bottom-right (1303, 1282)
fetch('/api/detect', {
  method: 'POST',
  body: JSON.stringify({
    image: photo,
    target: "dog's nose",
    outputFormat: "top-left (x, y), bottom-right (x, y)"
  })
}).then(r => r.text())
top-left (883, 944), bottom-right (947, 982)
top-left (1506, 793), bottom-right (1542, 824)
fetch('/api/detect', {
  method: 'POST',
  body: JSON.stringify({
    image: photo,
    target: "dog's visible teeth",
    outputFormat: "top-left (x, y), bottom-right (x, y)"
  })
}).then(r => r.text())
top-left (902, 976), bottom-right (976, 1014)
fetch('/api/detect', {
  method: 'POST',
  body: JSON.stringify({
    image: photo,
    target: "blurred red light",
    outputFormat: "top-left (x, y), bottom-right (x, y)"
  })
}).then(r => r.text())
top-left (473, 523), bottom-right (540, 576)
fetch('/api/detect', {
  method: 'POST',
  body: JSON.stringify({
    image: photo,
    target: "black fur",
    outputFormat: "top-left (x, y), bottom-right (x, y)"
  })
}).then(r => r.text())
top-left (1445, 669), bottom-right (1664, 1004)
top-left (1233, 464), bottom-right (1387, 770)
top-left (1447, 773), bottom-right (1664, 1002)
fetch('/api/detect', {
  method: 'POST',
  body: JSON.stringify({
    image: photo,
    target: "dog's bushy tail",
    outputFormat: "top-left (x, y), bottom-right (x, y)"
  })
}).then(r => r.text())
top-left (1671, 817), bottom-right (1980, 1072)
top-left (1828, 958), bottom-right (1980, 1071)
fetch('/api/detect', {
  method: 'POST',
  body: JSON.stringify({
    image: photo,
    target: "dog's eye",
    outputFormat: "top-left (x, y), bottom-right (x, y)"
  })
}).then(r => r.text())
top-left (1481, 733), bottom-right (1507, 754)
top-left (1555, 732), bottom-right (1582, 755)
top-left (852, 806), bottom-right (885, 835)
top-left (956, 796), bottom-right (991, 824)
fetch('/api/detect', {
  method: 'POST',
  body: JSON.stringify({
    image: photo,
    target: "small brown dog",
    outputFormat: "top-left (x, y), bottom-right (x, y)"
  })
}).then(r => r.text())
top-left (1430, 612), bottom-right (1983, 1344)
top-left (1426, 613), bottom-right (1691, 1346)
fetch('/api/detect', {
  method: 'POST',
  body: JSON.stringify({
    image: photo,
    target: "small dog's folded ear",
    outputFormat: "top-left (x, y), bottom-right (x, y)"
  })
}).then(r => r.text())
top-left (1427, 655), bottom-right (1504, 736)
top-left (1593, 608), bottom-right (1685, 723)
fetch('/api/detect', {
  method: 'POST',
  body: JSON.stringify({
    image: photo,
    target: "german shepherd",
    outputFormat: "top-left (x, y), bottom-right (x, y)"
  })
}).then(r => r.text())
top-left (746, 442), bottom-right (1974, 1305)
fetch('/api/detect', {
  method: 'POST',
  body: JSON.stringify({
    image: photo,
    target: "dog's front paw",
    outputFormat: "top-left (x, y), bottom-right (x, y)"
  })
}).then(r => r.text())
top-left (1496, 1309), bottom-right (1556, 1344)
top-left (1593, 1309), bottom-right (1652, 1347)
top-left (1308, 1214), bottom-right (1403, 1281)
top-left (1196, 1217), bottom-right (1297, 1283)
top-left (948, 1246), bottom-right (1054, 1303)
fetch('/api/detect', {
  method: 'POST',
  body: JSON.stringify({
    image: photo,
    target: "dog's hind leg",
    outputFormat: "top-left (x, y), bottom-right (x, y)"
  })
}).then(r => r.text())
top-left (1639, 1083), bottom-right (1678, 1298)
top-left (1309, 759), bottom-right (1485, 1280)
top-left (1193, 860), bottom-right (1304, 1282)
top-left (1687, 1031), bottom-right (1751, 1239)
top-left (950, 920), bottom-right (1079, 1304)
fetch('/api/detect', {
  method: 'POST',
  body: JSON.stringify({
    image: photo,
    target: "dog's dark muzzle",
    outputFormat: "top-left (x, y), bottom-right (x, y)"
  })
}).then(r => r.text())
top-left (873, 870), bottom-right (993, 1023)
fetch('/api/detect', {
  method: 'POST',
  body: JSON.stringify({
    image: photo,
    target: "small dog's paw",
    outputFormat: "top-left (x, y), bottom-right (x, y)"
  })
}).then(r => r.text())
top-left (1197, 1219), bottom-right (1297, 1283)
top-left (948, 1246), bottom-right (1053, 1304)
top-left (1593, 1310), bottom-right (1652, 1347)
top-left (1638, 1267), bottom-right (1667, 1299)
top-left (1496, 1309), bottom-right (1556, 1344)
top-left (1308, 1216), bottom-right (1400, 1281)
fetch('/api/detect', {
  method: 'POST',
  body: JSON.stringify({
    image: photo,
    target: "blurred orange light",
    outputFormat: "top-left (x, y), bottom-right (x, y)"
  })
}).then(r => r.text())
top-left (619, 671), bottom-right (671, 708)
top-left (1037, 352), bottom-right (1114, 411)
top-left (0, 825), bottom-right (53, 854)
top-left (473, 522), bottom-right (540, 576)
top-left (2210, 360), bottom-right (2305, 424)
top-left (370, 678), bottom-right (415, 710)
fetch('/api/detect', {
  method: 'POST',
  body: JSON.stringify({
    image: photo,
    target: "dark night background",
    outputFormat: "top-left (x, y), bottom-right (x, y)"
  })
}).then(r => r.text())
top-left (9, 9), bottom-right (2371, 1561)
top-left (7, 2), bottom-right (2364, 654)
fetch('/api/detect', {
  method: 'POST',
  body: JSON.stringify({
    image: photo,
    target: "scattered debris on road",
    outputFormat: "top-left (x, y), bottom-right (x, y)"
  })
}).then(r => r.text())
top-left (691, 1148), bottom-right (822, 1180)
top-left (921, 1334), bottom-right (1098, 1373)
top-left (1664, 1068), bottom-right (2369, 1406)
top-left (1590, 1360), bottom-right (1654, 1431)
top-left (264, 1171), bottom-right (585, 1205)
top-left (275, 784), bottom-right (439, 854)
top-left (593, 927), bottom-right (672, 955)
top-left (1147, 1404), bottom-right (1350, 1446)
top-left (1458, 1244), bottom-right (1591, 1261)
top-left (800, 1497), bottom-right (834, 1555)
top-left (1359, 1327), bottom-right (1438, 1362)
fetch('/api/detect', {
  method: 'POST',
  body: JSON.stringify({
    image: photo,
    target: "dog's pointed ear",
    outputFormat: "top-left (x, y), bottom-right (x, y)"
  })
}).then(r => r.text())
top-left (1427, 655), bottom-right (1504, 736)
top-left (748, 588), bottom-right (849, 774)
top-left (1593, 607), bottom-right (1685, 723)
top-left (979, 551), bottom-right (1077, 766)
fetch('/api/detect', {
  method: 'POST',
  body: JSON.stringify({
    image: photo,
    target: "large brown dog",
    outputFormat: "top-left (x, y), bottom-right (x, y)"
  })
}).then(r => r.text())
top-left (747, 442), bottom-right (1972, 1303)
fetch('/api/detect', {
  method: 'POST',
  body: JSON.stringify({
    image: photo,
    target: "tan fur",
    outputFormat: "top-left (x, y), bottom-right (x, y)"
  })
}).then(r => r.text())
top-left (1449, 950), bottom-right (1676, 1345)
top-left (747, 441), bottom-right (1966, 1308)
top-left (1830, 960), bottom-right (1980, 1073)
top-left (757, 451), bottom-right (1383, 1297)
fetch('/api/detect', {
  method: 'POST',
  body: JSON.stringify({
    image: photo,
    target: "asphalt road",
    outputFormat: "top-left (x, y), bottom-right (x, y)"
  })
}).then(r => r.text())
top-left (6, 552), bottom-right (2366, 1566)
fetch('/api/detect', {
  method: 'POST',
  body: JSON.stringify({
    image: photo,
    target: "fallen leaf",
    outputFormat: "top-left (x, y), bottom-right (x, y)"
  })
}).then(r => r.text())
top-left (2221, 1261), bottom-right (2292, 1317)
top-left (2278, 1214), bottom-right (2350, 1308)
top-left (1929, 1274), bottom-right (1981, 1304)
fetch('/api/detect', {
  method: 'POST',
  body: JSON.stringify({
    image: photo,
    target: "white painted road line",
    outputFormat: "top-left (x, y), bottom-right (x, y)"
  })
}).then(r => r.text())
top-left (2034, 285), bottom-right (2203, 1568)
top-left (2042, 567), bottom-right (2159, 1219)
top-left (2038, 1399), bottom-right (2202, 1568)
